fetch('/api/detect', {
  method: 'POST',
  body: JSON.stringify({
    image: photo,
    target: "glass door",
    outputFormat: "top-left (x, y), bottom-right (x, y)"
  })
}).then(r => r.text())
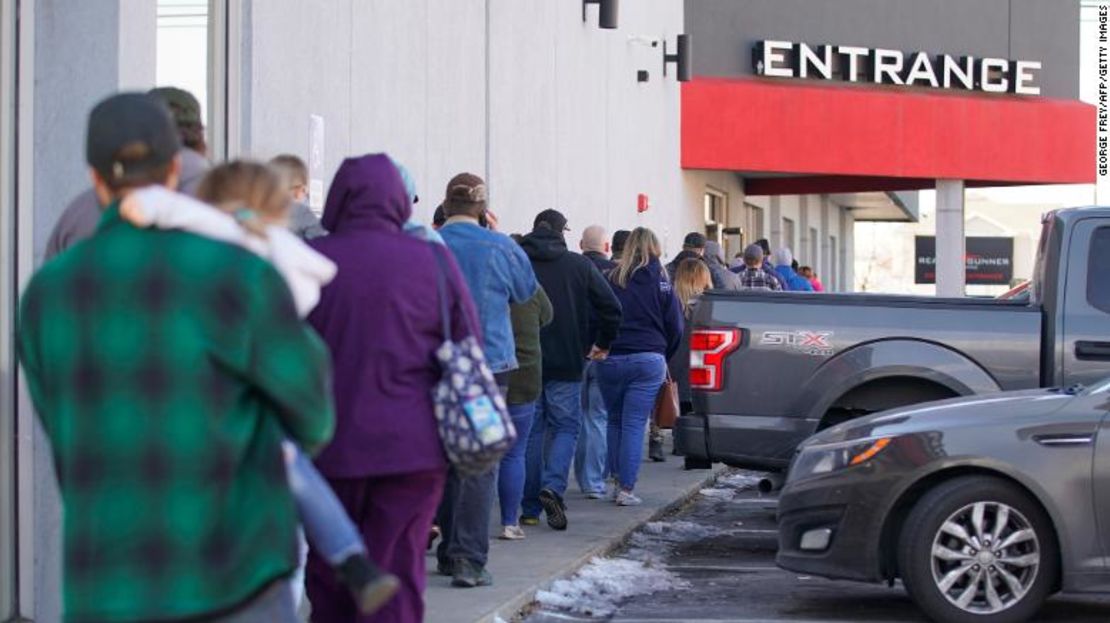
top-left (704, 189), bottom-right (726, 246)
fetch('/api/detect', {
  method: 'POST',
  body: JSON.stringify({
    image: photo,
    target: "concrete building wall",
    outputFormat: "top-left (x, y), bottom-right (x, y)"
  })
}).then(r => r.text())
top-left (241, 0), bottom-right (691, 254)
top-left (33, 0), bottom-right (156, 265)
top-left (489, 0), bottom-right (686, 244)
top-left (26, 4), bottom-right (159, 619)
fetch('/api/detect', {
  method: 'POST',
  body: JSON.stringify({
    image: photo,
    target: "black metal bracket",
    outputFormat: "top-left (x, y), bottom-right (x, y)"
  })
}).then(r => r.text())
top-left (663, 34), bottom-right (690, 82)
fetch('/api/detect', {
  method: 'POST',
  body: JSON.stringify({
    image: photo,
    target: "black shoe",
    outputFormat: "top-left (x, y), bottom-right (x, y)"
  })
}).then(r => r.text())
top-left (436, 559), bottom-right (454, 577)
top-left (649, 439), bottom-right (666, 462)
top-left (337, 554), bottom-right (401, 615)
top-left (539, 488), bottom-right (568, 531)
top-left (451, 559), bottom-right (493, 588)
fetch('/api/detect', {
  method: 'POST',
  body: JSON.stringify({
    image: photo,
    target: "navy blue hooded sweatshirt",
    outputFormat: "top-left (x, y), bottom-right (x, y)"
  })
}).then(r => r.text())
top-left (606, 257), bottom-right (684, 360)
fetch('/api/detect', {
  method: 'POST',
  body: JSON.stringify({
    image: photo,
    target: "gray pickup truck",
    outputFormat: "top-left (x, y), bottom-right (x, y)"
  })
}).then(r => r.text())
top-left (676, 206), bottom-right (1110, 471)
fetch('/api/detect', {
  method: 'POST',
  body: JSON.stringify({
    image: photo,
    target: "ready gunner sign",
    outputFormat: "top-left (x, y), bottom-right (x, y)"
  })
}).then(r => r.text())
top-left (753, 41), bottom-right (1041, 95)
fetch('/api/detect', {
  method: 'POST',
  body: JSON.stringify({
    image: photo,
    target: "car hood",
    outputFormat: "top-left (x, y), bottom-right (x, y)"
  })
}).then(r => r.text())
top-left (805, 388), bottom-right (1075, 448)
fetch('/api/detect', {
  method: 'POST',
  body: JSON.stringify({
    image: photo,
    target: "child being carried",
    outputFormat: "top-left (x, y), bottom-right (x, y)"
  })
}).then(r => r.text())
top-left (121, 161), bottom-right (397, 616)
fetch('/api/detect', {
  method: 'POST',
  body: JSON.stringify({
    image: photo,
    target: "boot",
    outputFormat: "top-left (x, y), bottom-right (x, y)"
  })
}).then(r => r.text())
top-left (337, 554), bottom-right (401, 615)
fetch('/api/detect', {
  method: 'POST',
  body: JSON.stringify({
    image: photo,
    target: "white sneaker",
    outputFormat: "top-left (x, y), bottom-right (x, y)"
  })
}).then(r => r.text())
top-left (498, 525), bottom-right (526, 540)
top-left (615, 490), bottom-right (642, 506)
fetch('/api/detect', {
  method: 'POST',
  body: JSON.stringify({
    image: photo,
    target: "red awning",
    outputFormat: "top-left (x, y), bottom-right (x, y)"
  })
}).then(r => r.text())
top-left (681, 77), bottom-right (1095, 195)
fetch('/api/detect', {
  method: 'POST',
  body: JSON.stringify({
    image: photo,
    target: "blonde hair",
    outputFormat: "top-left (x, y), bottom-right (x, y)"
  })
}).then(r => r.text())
top-left (269, 154), bottom-right (309, 188)
top-left (610, 227), bottom-right (662, 288)
top-left (195, 160), bottom-right (291, 236)
top-left (674, 258), bottom-right (711, 313)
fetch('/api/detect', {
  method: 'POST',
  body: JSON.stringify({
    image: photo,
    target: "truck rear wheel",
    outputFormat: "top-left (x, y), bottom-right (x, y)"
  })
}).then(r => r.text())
top-left (820, 378), bottom-right (959, 431)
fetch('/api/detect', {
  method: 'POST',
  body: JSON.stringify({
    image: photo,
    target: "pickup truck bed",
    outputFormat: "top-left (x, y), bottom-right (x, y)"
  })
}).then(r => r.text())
top-left (683, 291), bottom-right (1041, 470)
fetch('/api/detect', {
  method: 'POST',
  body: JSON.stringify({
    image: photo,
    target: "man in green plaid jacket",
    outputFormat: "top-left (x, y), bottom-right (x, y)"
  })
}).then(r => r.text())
top-left (17, 93), bottom-right (335, 622)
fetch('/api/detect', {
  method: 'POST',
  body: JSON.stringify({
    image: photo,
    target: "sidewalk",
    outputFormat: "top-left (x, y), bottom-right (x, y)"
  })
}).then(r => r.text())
top-left (423, 456), bottom-right (727, 623)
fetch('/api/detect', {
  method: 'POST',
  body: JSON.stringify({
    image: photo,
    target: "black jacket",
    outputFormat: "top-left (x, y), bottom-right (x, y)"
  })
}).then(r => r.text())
top-left (521, 229), bottom-right (623, 381)
top-left (584, 250), bottom-right (616, 274)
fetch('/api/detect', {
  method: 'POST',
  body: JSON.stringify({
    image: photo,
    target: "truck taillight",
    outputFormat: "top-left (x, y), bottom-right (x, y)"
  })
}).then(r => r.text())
top-left (690, 328), bottom-right (742, 392)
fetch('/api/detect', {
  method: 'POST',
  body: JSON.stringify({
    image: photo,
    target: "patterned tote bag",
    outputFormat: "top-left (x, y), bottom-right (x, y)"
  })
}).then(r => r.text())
top-left (429, 244), bottom-right (517, 476)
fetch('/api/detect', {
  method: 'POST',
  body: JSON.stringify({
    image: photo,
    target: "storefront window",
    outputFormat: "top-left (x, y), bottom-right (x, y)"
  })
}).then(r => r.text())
top-left (156, 0), bottom-right (209, 123)
top-left (782, 217), bottom-right (795, 253)
top-left (704, 189), bottom-right (726, 245)
top-left (746, 203), bottom-right (765, 244)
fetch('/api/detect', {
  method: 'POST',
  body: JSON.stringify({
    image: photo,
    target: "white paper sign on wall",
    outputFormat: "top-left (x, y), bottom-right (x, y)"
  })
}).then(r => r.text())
top-left (309, 114), bottom-right (326, 215)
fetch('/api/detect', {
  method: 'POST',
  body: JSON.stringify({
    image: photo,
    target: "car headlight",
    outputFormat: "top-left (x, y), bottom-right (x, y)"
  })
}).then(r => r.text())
top-left (788, 437), bottom-right (893, 482)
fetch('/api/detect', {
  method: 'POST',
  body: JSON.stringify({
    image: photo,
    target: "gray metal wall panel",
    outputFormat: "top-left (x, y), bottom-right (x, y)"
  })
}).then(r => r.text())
top-left (685, 0), bottom-right (1079, 99)
top-left (1010, 0), bottom-right (1081, 98)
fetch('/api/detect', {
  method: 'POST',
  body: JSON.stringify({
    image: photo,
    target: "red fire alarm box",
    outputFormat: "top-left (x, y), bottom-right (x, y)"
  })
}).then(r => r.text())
top-left (637, 193), bottom-right (649, 213)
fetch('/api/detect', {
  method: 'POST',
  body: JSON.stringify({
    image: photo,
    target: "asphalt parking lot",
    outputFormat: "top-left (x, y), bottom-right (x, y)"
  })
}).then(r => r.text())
top-left (524, 471), bottom-right (1110, 623)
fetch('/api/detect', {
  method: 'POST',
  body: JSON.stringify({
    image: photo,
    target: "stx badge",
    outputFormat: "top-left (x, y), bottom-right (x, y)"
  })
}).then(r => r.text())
top-left (760, 330), bottom-right (834, 356)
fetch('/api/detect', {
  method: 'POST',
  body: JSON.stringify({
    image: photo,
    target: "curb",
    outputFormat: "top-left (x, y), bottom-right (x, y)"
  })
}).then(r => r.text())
top-left (479, 465), bottom-right (728, 623)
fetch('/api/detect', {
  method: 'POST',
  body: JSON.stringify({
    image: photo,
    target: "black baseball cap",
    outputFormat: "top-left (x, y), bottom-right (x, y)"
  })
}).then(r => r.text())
top-left (86, 92), bottom-right (181, 185)
top-left (534, 209), bottom-right (569, 232)
top-left (683, 232), bottom-right (707, 249)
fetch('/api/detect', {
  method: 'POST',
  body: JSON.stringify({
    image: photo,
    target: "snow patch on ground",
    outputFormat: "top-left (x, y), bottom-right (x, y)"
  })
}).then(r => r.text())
top-left (535, 557), bottom-right (687, 618)
top-left (641, 520), bottom-right (726, 541)
top-left (699, 487), bottom-right (736, 500)
top-left (626, 519), bottom-right (728, 563)
top-left (718, 471), bottom-right (764, 490)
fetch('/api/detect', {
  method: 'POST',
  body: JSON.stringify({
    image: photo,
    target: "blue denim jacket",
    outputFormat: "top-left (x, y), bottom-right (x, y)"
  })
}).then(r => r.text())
top-left (441, 221), bottom-right (538, 373)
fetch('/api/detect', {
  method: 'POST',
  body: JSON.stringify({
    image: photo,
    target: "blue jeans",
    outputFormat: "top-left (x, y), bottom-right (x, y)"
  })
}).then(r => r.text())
top-left (498, 401), bottom-right (536, 526)
top-left (283, 441), bottom-right (365, 565)
top-left (522, 380), bottom-right (583, 516)
top-left (574, 362), bottom-right (608, 494)
top-left (596, 353), bottom-right (667, 492)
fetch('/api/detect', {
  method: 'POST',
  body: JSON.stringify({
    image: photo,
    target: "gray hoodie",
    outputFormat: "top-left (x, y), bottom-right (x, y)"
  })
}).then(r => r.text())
top-left (44, 148), bottom-right (210, 261)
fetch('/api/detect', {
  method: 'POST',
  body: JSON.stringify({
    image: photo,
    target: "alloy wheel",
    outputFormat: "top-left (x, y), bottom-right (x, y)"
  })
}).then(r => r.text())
top-left (930, 501), bottom-right (1040, 615)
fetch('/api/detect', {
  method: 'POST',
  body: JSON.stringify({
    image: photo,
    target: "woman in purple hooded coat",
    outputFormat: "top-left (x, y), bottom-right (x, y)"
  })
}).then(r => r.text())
top-left (305, 154), bottom-right (479, 623)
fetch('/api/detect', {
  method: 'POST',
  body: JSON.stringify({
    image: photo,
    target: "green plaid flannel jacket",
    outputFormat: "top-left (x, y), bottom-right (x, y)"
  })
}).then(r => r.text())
top-left (17, 202), bottom-right (335, 622)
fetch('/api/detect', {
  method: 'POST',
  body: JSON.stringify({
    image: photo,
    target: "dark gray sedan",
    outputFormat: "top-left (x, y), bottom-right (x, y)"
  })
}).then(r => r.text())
top-left (777, 379), bottom-right (1110, 623)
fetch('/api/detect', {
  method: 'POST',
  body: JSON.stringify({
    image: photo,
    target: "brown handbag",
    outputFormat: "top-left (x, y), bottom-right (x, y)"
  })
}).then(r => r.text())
top-left (652, 371), bottom-right (680, 429)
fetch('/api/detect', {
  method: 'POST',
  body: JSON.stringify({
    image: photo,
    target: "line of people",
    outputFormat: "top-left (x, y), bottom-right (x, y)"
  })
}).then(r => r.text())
top-left (18, 86), bottom-right (812, 623)
top-left (668, 232), bottom-right (825, 293)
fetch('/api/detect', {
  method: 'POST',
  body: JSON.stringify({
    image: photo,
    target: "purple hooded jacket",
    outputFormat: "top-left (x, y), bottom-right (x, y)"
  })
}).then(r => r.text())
top-left (308, 154), bottom-right (479, 478)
